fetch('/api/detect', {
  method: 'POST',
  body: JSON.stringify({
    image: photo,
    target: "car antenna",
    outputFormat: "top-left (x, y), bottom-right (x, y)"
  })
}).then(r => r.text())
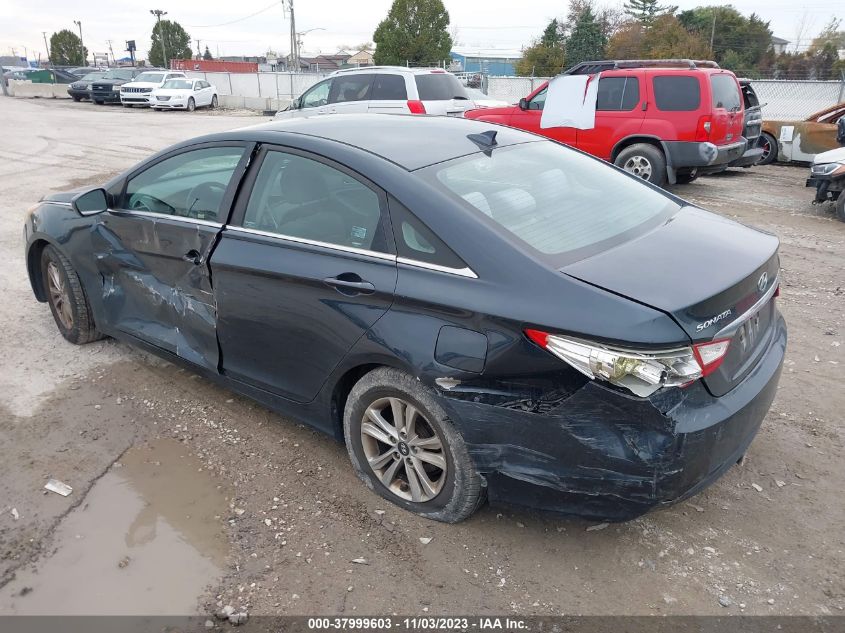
top-left (467, 130), bottom-right (498, 151)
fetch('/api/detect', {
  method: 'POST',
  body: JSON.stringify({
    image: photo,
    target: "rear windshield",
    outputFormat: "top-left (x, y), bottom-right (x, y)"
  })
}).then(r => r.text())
top-left (711, 74), bottom-right (741, 110)
top-left (135, 72), bottom-right (165, 83)
top-left (424, 142), bottom-right (677, 264)
top-left (653, 75), bottom-right (701, 111)
top-left (414, 73), bottom-right (468, 101)
top-left (163, 79), bottom-right (193, 89)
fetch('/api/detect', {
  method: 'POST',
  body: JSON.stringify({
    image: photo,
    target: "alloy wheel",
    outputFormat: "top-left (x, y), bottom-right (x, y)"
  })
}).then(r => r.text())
top-left (47, 261), bottom-right (73, 330)
top-left (360, 397), bottom-right (447, 503)
top-left (623, 155), bottom-right (653, 180)
top-left (759, 138), bottom-right (772, 162)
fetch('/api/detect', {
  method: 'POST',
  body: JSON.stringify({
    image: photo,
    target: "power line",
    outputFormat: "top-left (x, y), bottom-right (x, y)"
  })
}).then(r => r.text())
top-left (186, 2), bottom-right (281, 29)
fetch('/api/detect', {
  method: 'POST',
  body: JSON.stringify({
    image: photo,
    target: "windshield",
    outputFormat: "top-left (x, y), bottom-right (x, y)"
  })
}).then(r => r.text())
top-left (415, 73), bottom-right (468, 101)
top-left (102, 69), bottom-right (136, 80)
top-left (162, 79), bottom-right (193, 90)
top-left (82, 72), bottom-right (105, 81)
top-left (424, 142), bottom-right (678, 263)
top-left (135, 72), bottom-right (165, 83)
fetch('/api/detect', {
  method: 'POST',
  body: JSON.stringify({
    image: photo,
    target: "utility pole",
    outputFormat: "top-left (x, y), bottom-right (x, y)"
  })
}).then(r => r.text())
top-left (709, 10), bottom-right (717, 56)
top-left (288, 0), bottom-right (298, 72)
top-left (43, 31), bottom-right (54, 69)
top-left (73, 20), bottom-right (85, 65)
top-left (195, 39), bottom-right (201, 59)
top-left (150, 9), bottom-right (168, 68)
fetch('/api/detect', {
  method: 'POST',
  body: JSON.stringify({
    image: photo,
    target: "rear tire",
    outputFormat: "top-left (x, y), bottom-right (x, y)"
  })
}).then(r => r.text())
top-left (614, 143), bottom-right (667, 187)
top-left (343, 367), bottom-right (485, 523)
top-left (675, 168), bottom-right (699, 184)
top-left (757, 132), bottom-right (778, 165)
top-left (40, 245), bottom-right (104, 345)
top-left (835, 194), bottom-right (845, 223)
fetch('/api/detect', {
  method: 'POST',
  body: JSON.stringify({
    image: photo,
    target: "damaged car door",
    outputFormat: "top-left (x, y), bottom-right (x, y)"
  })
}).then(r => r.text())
top-left (93, 143), bottom-right (251, 369)
top-left (210, 147), bottom-right (398, 403)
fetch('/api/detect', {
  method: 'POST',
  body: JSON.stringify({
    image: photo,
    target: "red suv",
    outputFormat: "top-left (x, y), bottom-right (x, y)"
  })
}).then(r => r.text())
top-left (464, 60), bottom-right (746, 187)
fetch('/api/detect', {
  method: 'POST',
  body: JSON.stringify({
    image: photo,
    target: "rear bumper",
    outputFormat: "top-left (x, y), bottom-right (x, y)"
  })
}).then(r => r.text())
top-left (438, 315), bottom-right (787, 521)
top-left (729, 142), bottom-right (764, 168)
top-left (664, 139), bottom-right (748, 170)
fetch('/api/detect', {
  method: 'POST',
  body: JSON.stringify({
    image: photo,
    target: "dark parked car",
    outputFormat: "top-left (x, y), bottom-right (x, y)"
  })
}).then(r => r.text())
top-left (23, 115), bottom-right (786, 522)
top-left (67, 71), bottom-right (106, 101)
top-left (728, 79), bottom-right (764, 168)
top-left (90, 67), bottom-right (146, 104)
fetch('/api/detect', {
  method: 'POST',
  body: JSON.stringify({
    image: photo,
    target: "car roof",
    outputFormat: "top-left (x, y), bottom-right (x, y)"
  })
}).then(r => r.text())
top-left (235, 114), bottom-right (539, 170)
top-left (332, 66), bottom-right (455, 76)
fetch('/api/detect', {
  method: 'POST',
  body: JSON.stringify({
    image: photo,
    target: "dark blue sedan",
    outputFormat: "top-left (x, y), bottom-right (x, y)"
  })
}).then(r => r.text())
top-left (23, 115), bottom-right (786, 522)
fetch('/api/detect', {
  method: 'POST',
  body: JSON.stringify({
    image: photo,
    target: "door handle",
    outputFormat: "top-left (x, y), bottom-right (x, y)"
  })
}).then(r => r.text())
top-left (323, 274), bottom-right (375, 295)
top-left (182, 249), bottom-right (202, 265)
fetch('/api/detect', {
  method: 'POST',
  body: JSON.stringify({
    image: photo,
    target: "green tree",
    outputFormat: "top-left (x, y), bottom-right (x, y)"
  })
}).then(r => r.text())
top-left (49, 29), bottom-right (87, 65)
top-left (372, 0), bottom-right (452, 66)
top-left (565, 5), bottom-right (607, 69)
top-left (624, 0), bottom-right (677, 27)
top-left (677, 6), bottom-right (771, 70)
top-left (516, 19), bottom-right (566, 76)
top-left (149, 19), bottom-right (192, 68)
top-left (203, 45), bottom-right (213, 60)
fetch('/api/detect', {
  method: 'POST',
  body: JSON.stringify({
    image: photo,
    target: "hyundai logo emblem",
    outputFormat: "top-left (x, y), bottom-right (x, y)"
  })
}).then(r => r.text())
top-left (757, 272), bottom-right (768, 293)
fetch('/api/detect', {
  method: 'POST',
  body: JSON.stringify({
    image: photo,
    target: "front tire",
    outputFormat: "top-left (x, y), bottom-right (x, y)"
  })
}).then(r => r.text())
top-left (40, 245), bottom-right (104, 345)
top-left (187, 97), bottom-right (195, 112)
top-left (835, 194), bottom-right (845, 223)
top-left (614, 143), bottom-right (667, 187)
top-left (210, 94), bottom-right (218, 109)
top-left (343, 367), bottom-right (485, 523)
top-left (72, 96), bottom-right (81, 102)
top-left (757, 132), bottom-right (778, 165)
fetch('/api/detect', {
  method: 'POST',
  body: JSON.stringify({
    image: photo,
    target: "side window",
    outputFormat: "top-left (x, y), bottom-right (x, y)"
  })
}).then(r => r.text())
top-left (710, 74), bottom-right (741, 110)
top-left (596, 77), bottom-right (640, 111)
top-left (652, 75), bottom-right (701, 111)
top-left (371, 74), bottom-right (407, 100)
top-left (301, 80), bottom-right (331, 108)
top-left (122, 147), bottom-right (245, 222)
top-left (243, 151), bottom-right (387, 252)
top-left (390, 198), bottom-right (468, 270)
top-left (328, 74), bottom-right (373, 104)
top-left (528, 87), bottom-right (547, 110)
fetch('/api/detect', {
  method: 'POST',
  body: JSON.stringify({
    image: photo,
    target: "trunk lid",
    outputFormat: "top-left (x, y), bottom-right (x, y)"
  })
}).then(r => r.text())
top-left (561, 207), bottom-right (780, 396)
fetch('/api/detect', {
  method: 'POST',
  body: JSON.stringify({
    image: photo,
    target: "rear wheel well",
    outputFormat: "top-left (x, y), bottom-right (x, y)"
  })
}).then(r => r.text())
top-left (611, 137), bottom-right (664, 163)
top-left (27, 239), bottom-right (51, 302)
top-left (330, 364), bottom-right (383, 439)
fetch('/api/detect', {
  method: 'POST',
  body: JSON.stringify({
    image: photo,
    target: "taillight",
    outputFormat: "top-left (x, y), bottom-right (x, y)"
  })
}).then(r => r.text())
top-left (407, 100), bottom-right (426, 114)
top-left (691, 339), bottom-right (731, 377)
top-left (695, 116), bottom-right (712, 142)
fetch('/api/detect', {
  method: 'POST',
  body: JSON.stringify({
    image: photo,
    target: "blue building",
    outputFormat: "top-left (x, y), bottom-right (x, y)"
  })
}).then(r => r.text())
top-left (449, 47), bottom-right (522, 76)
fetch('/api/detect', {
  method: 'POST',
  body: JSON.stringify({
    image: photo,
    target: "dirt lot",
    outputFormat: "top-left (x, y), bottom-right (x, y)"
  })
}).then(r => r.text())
top-left (0, 97), bottom-right (843, 619)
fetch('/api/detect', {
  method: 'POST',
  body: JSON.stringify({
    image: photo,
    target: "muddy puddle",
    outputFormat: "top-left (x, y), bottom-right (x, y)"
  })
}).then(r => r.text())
top-left (0, 439), bottom-right (230, 615)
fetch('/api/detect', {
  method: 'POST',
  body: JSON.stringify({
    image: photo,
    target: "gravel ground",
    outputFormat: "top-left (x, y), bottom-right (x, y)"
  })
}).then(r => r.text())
top-left (0, 97), bottom-right (843, 618)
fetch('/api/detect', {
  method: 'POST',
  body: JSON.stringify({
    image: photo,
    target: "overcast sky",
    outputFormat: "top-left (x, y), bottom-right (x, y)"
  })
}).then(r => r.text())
top-left (0, 0), bottom-right (840, 63)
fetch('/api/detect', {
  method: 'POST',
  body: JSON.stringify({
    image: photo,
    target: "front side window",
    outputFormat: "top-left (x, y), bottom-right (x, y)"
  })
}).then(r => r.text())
top-left (243, 151), bottom-right (386, 252)
top-left (527, 87), bottom-right (547, 110)
top-left (122, 147), bottom-right (245, 221)
top-left (329, 75), bottom-right (374, 103)
top-left (710, 74), bottom-right (741, 110)
top-left (424, 142), bottom-right (677, 264)
top-left (301, 80), bottom-right (330, 108)
top-left (652, 75), bottom-right (701, 111)
top-left (596, 77), bottom-right (640, 111)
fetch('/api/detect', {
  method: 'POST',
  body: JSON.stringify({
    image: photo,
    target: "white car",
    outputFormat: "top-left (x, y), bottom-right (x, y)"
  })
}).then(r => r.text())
top-left (464, 88), bottom-right (510, 109)
top-left (274, 66), bottom-right (476, 120)
top-left (151, 78), bottom-right (218, 112)
top-left (120, 70), bottom-right (186, 107)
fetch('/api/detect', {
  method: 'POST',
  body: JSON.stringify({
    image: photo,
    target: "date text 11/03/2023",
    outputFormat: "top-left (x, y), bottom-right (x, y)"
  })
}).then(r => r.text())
top-left (307, 617), bottom-right (528, 630)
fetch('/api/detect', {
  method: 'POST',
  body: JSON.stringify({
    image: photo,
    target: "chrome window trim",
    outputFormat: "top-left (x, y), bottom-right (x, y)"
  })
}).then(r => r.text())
top-left (106, 208), bottom-right (223, 227)
top-left (714, 272), bottom-right (780, 339)
top-left (225, 225), bottom-right (397, 262)
top-left (397, 257), bottom-right (478, 279)
top-left (45, 201), bottom-right (72, 208)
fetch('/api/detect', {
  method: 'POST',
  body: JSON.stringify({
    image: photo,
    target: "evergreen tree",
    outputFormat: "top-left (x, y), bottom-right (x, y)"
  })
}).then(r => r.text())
top-left (50, 29), bottom-right (87, 65)
top-left (203, 45), bottom-right (213, 60)
top-left (624, 0), bottom-right (677, 27)
top-left (372, 0), bottom-right (452, 66)
top-left (516, 19), bottom-right (566, 76)
top-left (565, 6), bottom-right (607, 68)
top-left (149, 19), bottom-right (192, 67)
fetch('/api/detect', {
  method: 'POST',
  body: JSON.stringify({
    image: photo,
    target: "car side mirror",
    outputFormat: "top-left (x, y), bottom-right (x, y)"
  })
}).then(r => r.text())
top-left (72, 188), bottom-right (109, 215)
top-left (518, 97), bottom-right (528, 110)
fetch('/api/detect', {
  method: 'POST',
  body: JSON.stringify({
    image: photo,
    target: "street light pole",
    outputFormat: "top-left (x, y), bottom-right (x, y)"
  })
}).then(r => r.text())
top-left (150, 9), bottom-right (168, 68)
top-left (73, 20), bottom-right (85, 65)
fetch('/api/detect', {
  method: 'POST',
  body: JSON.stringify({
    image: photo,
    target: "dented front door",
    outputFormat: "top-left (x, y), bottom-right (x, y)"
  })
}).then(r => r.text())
top-left (92, 143), bottom-right (251, 370)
